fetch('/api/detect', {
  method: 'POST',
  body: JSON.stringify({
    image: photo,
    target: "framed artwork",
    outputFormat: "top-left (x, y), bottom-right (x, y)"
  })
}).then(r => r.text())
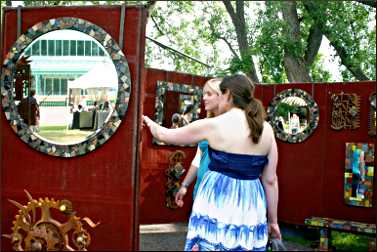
top-left (344, 143), bottom-right (375, 207)
top-left (331, 92), bottom-right (360, 130)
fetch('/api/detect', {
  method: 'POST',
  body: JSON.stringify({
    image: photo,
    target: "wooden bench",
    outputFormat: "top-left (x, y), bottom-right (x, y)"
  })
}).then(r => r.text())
top-left (305, 217), bottom-right (376, 251)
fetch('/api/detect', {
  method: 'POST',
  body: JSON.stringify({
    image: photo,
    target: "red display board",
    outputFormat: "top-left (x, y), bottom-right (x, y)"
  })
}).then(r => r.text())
top-left (1, 5), bottom-right (147, 251)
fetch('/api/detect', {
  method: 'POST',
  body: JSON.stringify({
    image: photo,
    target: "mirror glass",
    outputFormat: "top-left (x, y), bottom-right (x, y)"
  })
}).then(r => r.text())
top-left (1, 17), bottom-right (131, 157)
top-left (18, 30), bottom-right (118, 145)
top-left (154, 81), bottom-right (202, 146)
top-left (267, 88), bottom-right (319, 143)
top-left (344, 143), bottom-right (375, 207)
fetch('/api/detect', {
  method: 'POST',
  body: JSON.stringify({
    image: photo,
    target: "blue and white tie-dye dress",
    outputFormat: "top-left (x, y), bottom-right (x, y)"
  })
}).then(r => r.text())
top-left (184, 146), bottom-right (269, 251)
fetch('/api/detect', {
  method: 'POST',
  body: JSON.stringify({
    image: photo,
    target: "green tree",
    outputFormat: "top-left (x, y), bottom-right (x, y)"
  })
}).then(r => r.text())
top-left (147, 1), bottom-right (375, 83)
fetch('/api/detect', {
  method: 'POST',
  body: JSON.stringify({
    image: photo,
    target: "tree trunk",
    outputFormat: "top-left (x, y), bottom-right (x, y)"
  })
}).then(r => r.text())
top-left (304, 2), bottom-right (369, 81)
top-left (222, 0), bottom-right (260, 83)
top-left (283, 56), bottom-right (311, 83)
top-left (281, 1), bottom-right (312, 82)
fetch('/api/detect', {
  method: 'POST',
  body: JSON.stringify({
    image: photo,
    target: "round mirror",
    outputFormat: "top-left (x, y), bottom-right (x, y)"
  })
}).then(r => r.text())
top-left (267, 88), bottom-right (319, 143)
top-left (1, 17), bottom-right (131, 157)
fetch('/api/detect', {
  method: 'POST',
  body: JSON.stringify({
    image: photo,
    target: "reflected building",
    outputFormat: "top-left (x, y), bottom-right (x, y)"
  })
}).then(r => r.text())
top-left (23, 30), bottom-right (111, 107)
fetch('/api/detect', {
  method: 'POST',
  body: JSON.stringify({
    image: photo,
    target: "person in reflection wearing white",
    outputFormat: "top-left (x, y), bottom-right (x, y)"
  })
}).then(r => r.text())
top-left (143, 74), bottom-right (281, 251)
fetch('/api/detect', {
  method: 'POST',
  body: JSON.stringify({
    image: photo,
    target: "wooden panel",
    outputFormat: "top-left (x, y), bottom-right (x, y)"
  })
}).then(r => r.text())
top-left (1, 6), bottom-right (147, 251)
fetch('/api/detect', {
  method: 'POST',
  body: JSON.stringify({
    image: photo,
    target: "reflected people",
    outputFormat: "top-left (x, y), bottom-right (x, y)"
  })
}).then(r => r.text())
top-left (180, 104), bottom-right (195, 126)
top-left (17, 89), bottom-right (40, 133)
top-left (351, 144), bottom-right (365, 198)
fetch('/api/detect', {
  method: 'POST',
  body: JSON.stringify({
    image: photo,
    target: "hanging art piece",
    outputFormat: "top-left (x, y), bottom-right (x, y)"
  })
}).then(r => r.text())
top-left (330, 92), bottom-right (360, 130)
top-left (2, 190), bottom-right (99, 250)
top-left (344, 143), bottom-right (375, 207)
top-left (1, 17), bottom-right (132, 157)
top-left (368, 92), bottom-right (376, 136)
top-left (165, 150), bottom-right (186, 209)
top-left (267, 88), bottom-right (319, 143)
top-left (154, 81), bottom-right (202, 146)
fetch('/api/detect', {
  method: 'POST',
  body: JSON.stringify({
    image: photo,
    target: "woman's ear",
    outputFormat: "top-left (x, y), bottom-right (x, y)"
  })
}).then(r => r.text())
top-left (225, 89), bottom-right (232, 102)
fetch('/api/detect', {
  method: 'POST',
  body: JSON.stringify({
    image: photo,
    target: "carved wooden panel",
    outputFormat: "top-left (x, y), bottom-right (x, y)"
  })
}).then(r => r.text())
top-left (330, 92), bottom-right (360, 130)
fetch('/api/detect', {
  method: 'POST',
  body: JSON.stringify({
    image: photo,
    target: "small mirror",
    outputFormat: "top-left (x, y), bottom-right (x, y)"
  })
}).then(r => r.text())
top-left (267, 88), bottom-right (319, 143)
top-left (1, 17), bottom-right (131, 157)
top-left (154, 81), bottom-right (202, 146)
top-left (344, 143), bottom-right (375, 207)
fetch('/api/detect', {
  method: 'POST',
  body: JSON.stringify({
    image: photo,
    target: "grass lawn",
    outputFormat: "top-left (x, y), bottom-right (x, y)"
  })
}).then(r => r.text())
top-left (37, 125), bottom-right (95, 144)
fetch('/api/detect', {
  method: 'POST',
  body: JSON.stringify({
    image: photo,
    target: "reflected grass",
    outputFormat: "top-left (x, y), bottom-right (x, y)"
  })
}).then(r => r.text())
top-left (37, 125), bottom-right (95, 144)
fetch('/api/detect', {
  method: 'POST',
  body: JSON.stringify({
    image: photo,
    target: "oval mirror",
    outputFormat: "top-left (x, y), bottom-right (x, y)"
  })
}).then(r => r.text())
top-left (267, 88), bottom-right (319, 143)
top-left (1, 17), bottom-right (131, 157)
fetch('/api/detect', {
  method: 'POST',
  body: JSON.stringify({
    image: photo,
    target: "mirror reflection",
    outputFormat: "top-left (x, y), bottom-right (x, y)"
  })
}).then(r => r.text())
top-left (267, 88), bottom-right (319, 143)
top-left (170, 94), bottom-right (196, 128)
top-left (154, 80), bottom-right (202, 146)
top-left (275, 97), bottom-right (309, 135)
top-left (17, 30), bottom-right (118, 145)
top-left (345, 143), bottom-right (375, 207)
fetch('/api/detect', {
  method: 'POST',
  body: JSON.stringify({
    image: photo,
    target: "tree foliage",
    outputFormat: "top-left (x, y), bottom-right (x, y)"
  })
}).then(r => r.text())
top-left (2, 1), bottom-right (375, 83)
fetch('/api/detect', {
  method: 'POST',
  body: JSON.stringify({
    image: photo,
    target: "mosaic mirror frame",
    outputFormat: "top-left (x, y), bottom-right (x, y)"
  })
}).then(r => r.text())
top-left (344, 143), bottom-right (375, 207)
top-left (267, 88), bottom-right (319, 143)
top-left (153, 81), bottom-right (203, 146)
top-left (1, 17), bottom-right (131, 157)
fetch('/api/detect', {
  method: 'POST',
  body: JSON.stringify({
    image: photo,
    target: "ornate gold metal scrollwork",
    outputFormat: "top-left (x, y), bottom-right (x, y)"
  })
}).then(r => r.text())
top-left (331, 92), bottom-right (360, 130)
top-left (2, 190), bottom-right (99, 251)
top-left (165, 151), bottom-right (186, 209)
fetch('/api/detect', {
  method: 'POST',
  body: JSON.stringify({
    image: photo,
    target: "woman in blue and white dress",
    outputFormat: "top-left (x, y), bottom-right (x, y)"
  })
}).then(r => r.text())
top-left (143, 74), bottom-right (281, 251)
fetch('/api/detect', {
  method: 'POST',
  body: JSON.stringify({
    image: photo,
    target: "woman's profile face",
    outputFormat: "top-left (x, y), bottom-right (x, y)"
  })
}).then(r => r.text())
top-left (203, 86), bottom-right (220, 112)
top-left (217, 89), bottom-right (231, 114)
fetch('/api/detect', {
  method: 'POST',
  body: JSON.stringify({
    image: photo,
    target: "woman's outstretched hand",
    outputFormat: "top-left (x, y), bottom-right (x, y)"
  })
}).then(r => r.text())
top-left (142, 115), bottom-right (158, 138)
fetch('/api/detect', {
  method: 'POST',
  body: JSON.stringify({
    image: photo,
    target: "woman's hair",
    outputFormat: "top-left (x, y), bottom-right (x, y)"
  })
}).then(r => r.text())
top-left (204, 77), bottom-right (222, 118)
top-left (220, 74), bottom-right (266, 143)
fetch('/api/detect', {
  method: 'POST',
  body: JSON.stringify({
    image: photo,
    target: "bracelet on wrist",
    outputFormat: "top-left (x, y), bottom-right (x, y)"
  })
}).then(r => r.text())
top-left (181, 182), bottom-right (189, 188)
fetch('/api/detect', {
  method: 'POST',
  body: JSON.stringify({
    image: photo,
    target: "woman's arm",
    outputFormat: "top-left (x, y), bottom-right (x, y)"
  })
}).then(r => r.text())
top-left (261, 129), bottom-right (281, 240)
top-left (175, 147), bottom-right (202, 207)
top-left (143, 115), bottom-right (212, 145)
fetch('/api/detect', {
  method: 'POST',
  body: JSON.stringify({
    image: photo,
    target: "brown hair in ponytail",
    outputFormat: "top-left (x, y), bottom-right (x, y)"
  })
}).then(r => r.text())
top-left (220, 74), bottom-right (266, 143)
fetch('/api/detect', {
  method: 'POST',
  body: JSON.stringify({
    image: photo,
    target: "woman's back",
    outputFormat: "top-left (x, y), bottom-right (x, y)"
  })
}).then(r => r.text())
top-left (207, 107), bottom-right (273, 156)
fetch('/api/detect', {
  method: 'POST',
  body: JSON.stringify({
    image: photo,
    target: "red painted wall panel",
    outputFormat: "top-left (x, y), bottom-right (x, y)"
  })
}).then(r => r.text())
top-left (140, 72), bottom-right (376, 226)
top-left (139, 68), bottom-right (209, 224)
top-left (1, 6), bottom-right (147, 251)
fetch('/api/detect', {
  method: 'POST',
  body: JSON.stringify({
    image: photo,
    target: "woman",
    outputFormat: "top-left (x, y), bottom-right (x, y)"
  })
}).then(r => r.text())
top-left (175, 78), bottom-right (222, 207)
top-left (143, 74), bottom-right (281, 251)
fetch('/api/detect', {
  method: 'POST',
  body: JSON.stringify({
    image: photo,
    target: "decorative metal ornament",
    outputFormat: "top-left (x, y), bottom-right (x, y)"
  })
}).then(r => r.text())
top-left (165, 150), bottom-right (186, 209)
top-left (267, 88), bottom-right (319, 143)
top-left (330, 92), bottom-right (360, 130)
top-left (1, 17), bottom-right (131, 157)
top-left (2, 190), bottom-right (99, 251)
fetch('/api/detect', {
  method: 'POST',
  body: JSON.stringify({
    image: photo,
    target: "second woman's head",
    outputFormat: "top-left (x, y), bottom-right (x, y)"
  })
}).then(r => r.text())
top-left (203, 78), bottom-right (222, 117)
top-left (219, 74), bottom-right (266, 143)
